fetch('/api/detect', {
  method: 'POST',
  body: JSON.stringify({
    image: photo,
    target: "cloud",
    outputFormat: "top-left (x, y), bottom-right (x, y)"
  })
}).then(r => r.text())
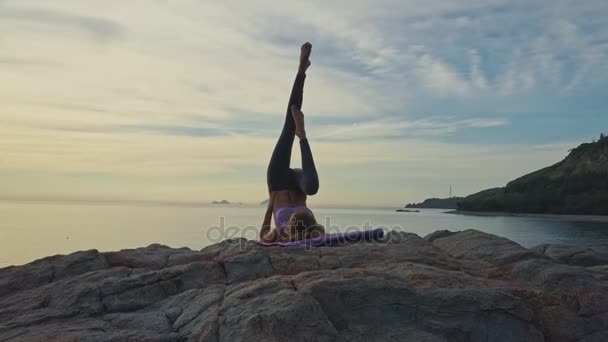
top-left (316, 117), bottom-right (509, 141)
top-left (0, 56), bottom-right (62, 67)
top-left (0, 4), bottom-right (125, 41)
top-left (0, 0), bottom-right (606, 205)
top-left (415, 54), bottom-right (472, 97)
top-left (0, 117), bottom-right (572, 205)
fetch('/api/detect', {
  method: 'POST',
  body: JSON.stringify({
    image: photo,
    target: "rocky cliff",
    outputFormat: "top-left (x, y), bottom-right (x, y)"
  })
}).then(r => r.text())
top-left (1, 230), bottom-right (607, 341)
top-left (405, 197), bottom-right (464, 210)
top-left (458, 134), bottom-right (608, 215)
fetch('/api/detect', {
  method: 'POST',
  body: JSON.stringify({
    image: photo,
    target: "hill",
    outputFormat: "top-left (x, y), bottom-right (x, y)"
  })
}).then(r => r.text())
top-left (405, 197), bottom-right (464, 209)
top-left (459, 134), bottom-right (608, 215)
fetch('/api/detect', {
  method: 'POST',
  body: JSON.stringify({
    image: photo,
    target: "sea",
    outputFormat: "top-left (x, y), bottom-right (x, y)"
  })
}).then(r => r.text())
top-left (1, 200), bottom-right (608, 267)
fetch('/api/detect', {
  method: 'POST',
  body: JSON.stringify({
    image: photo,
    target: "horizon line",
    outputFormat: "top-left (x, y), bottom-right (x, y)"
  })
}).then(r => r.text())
top-left (0, 196), bottom-right (399, 210)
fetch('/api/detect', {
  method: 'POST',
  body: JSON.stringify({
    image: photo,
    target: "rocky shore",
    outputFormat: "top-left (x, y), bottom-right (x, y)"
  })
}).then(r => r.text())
top-left (1, 229), bottom-right (607, 341)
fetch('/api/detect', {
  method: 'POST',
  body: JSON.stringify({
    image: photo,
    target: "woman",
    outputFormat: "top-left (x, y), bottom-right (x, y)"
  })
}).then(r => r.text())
top-left (260, 42), bottom-right (324, 243)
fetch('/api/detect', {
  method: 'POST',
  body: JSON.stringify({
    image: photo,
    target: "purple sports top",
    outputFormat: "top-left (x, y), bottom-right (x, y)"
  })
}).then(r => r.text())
top-left (274, 205), bottom-right (311, 230)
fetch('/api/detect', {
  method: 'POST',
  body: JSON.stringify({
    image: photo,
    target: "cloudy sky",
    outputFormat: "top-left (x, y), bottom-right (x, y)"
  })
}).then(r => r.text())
top-left (1, 0), bottom-right (607, 207)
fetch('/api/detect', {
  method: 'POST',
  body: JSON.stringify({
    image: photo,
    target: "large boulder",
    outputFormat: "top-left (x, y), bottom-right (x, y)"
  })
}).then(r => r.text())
top-left (0, 229), bottom-right (607, 341)
top-left (430, 229), bottom-right (547, 267)
top-left (531, 243), bottom-right (608, 267)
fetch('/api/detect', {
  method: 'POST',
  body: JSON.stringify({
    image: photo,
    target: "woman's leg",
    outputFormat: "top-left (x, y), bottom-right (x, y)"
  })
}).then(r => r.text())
top-left (291, 105), bottom-right (319, 195)
top-left (267, 43), bottom-right (311, 191)
top-left (266, 73), bottom-right (305, 191)
top-left (299, 138), bottom-right (319, 195)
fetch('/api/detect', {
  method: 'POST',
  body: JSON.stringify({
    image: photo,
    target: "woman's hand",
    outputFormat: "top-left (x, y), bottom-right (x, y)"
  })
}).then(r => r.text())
top-left (260, 226), bottom-right (278, 242)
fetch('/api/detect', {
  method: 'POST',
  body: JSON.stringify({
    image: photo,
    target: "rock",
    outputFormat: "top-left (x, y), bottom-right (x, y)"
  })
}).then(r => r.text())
top-left (0, 249), bottom-right (108, 297)
top-left (1, 229), bottom-right (607, 341)
top-left (295, 272), bottom-right (417, 340)
top-left (105, 244), bottom-right (190, 269)
top-left (431, 229), bottom-right (546, 267)
top-left (104, 311), bottom-right (172, 334)
top-left (423, 229), bottom-right (456, 242)
top-left (100, 261), bottom-right (225, 313)
top-left (415, 288), bottom-right (543, 342)
top-left (587, 265), bottom-right (608, 274)
top-left (531, 244), bottom-right (608, 267)
top-left (222, 249), bottom-right (275, 283)
top-left (220, 278), bottom-right (337, 342)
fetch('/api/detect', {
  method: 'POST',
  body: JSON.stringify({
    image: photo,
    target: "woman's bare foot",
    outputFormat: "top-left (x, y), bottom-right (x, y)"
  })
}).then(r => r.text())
top-left (298, 42), bottom-right (312, 74)
top-left (291, 105), bottom-right (307, 139)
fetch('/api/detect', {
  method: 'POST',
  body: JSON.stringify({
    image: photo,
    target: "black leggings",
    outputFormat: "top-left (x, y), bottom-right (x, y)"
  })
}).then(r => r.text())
top-left (267, 73), bottom-right (319, 195)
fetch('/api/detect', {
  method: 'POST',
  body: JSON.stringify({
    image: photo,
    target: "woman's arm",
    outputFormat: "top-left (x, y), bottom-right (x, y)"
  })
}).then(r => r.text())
top-left (260, 193), bottom-right (277, 242)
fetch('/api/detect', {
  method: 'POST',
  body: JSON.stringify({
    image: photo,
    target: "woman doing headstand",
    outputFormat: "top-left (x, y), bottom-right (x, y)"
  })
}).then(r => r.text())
top-left (260, 42), bottom-right (324, 242)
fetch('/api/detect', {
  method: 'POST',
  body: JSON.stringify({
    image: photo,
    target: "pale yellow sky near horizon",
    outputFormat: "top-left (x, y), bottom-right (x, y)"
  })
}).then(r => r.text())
top-left (1, 0), bottom-right (604, 207)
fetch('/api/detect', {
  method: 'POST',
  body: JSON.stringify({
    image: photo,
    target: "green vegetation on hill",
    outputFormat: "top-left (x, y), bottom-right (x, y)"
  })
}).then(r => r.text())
top-left (458, 134), bottom-right (608, 215)
top-left (405, 197), bottom-right (464, 209)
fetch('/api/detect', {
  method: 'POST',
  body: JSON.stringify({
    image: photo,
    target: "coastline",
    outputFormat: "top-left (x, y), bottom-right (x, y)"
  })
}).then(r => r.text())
top-left (447, 210), bottom-right (608, 223)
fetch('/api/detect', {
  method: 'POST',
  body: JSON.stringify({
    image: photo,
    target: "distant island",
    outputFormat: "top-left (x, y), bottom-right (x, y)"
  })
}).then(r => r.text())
top-left (211, 200), bottom-right (231, 205)
top-left (458, 134), bottom-right (608, 215)
top-left (396, 209), bottom-right (420, 213)
top-left (405, 197), bottom-right (464, 209)
top-left (259, 199), bottom-right (269, 206)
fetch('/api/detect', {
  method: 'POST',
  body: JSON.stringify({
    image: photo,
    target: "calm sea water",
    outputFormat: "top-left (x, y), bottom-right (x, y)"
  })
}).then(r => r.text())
top-left (1, 201), bottom-right (608, 267)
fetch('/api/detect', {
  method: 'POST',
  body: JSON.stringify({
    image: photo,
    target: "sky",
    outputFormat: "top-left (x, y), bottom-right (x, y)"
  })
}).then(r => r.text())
top-left (1, 0), bottom-right (607, 207)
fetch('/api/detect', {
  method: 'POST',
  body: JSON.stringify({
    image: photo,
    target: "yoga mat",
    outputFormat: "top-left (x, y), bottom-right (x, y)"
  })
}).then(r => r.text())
top-left (258, 228), bottom-right (384, 247)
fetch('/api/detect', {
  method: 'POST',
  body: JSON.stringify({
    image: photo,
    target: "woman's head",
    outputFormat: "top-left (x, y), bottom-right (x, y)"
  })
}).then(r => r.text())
top-left (287, 209), bottom-right (324, 239)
